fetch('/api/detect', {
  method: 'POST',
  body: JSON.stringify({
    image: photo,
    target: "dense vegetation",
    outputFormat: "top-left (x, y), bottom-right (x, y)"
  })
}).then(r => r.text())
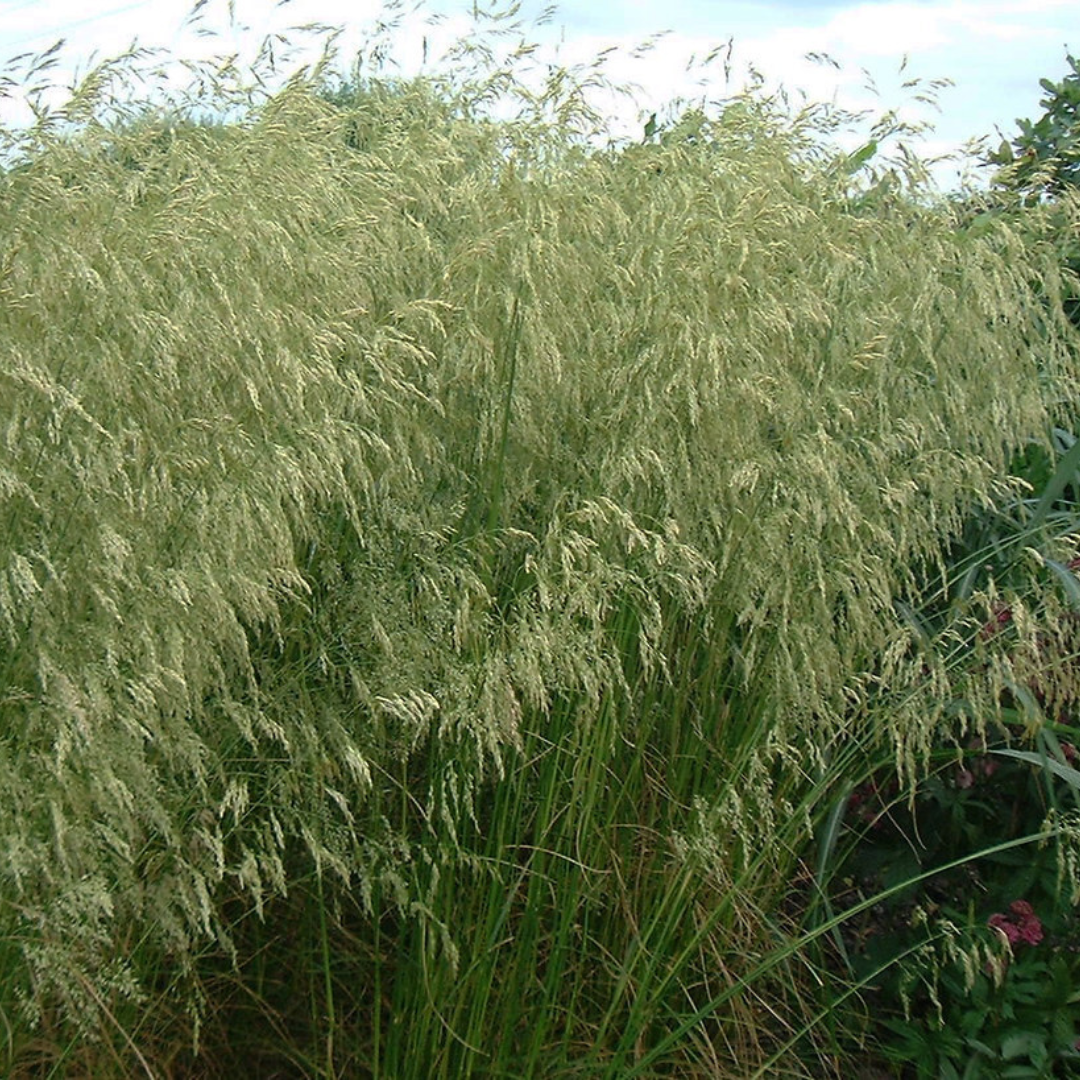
top-left (1, 10), bottom-right (1079, 1076)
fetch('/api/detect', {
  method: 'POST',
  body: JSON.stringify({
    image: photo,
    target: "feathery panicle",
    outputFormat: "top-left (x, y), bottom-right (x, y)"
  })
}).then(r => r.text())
top-left (0, 9), bottom-right (1077, 1072)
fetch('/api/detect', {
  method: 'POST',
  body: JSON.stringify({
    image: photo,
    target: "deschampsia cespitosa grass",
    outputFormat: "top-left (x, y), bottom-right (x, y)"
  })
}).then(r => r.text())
top-left (0, 5), bottom-right (1078, 1075)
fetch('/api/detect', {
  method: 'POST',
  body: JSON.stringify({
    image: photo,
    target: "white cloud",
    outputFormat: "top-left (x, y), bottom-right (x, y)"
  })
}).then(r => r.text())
top-left (826, 3), bottom-right (952, 56)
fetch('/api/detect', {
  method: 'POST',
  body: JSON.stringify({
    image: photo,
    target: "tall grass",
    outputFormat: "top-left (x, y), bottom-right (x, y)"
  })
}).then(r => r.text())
top-left (0, 10), bottom-right (1077, 1074)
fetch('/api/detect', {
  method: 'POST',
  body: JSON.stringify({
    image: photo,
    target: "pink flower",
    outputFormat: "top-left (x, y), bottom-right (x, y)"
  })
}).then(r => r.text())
top-left (847, 779), bottom-right (894, 829)
top-left (980, 604), bottom-right (1013, 641)
top-left (989, 912), bottom-right (1021, 945)
top-left (988, 900), bottom-right (1043, 947)
top-left (1018, 917), bottom-right (1044, 945)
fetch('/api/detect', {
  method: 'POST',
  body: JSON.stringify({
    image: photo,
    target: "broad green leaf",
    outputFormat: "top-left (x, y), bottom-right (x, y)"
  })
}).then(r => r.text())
top-left (842, 138), bottom-right (877, 174)
top-left (992, 748), bottom-right (1080, 790)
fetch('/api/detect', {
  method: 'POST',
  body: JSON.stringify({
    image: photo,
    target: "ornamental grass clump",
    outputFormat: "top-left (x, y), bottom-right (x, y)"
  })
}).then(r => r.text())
top-left (0, 8), bottom-right (1077, 1074)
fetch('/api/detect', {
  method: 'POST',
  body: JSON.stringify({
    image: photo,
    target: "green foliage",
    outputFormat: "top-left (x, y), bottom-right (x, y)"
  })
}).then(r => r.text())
top-left (0, 11), bottom-right (1079, 1075)
top-left (988, 54), bottom-right (1080, 199)
top-left (981, 55), bottom-right (1080, 332)
top-left (830, 745), bottom-right (1080, 1076)
top-left (817, 426), bottom-right (1080, 1078)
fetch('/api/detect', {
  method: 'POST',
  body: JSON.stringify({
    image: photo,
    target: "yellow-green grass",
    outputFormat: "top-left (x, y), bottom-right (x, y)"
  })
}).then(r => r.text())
top-left (0, 16), bottom-right (1078, 1076)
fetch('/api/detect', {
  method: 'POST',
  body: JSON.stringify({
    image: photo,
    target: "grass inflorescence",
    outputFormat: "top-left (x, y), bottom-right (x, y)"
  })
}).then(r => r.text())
top-left (1, 6), bottom-right (1078, 1075)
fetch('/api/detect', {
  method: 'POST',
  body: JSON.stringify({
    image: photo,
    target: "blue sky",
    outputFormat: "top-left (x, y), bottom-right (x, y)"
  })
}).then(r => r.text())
top-left (0, 0), bottom-right (1074, 188)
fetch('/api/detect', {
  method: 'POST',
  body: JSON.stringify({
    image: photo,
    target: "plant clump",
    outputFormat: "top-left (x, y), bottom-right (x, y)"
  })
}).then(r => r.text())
top-left (0, 7), bottom-right (1078, 1075)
